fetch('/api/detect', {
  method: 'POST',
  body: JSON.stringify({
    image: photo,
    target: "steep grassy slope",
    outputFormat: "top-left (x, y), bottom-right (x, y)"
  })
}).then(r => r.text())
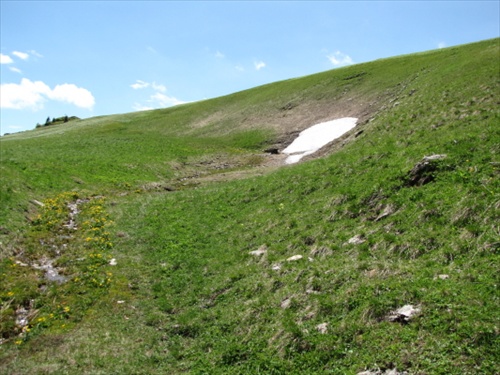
top-left (1, 38), bottom-right (499, 374)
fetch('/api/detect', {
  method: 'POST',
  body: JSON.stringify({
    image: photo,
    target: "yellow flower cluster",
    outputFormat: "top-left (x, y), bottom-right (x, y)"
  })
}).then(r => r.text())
top-left (80, 200), bottom-right (114, 251)
top-left (77, 198), bottom-right (115, 288)
top-left (33, 191), bottom-right (80, 230)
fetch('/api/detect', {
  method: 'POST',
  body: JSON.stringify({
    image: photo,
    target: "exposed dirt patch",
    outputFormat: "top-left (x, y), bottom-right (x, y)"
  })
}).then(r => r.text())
top-left (167, 86), bottom-right (397, 188)
top-left (247, 92), bottom-right (390, 162)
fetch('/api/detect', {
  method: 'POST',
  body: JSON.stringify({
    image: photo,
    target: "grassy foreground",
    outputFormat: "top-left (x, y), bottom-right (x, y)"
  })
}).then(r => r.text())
top-left (1, 38), bottom-right (499, 374)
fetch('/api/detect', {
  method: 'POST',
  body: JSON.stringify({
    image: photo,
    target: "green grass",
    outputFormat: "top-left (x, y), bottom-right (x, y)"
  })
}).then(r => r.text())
top-left (1, 38), bottom-right (499, 374)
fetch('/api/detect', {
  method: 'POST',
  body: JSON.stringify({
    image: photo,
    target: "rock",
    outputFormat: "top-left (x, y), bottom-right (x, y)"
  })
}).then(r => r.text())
top-left (272, 264), bottom-right (281, 271)
top-left (306, 288), bottom-right (320, 295)
top-left (31, 199), bottom-right (45, 207)
top-left (286, 255), bottom-right (303, 262)
top-left (405, 154), bottom-right (447, 186)
top-left (281, 298), bottom-right (292, 309)
top-left (15, 307), bottom-right (29, 327)
top-left (44, 266), bottom-right (68, 284)
top-left (316, 322), bottom-right (328, 334)
top-left (109, 258), bottom-right (117, 266)
top-left (32, 258), bottom-right (68, 284)
top-left (348, 234), bottom-right (366, 245)
top-left (386, 304), bottom-right (421, 323)
top-left (375, 204), bottom-right (395, 221)
top-left (264, 147), bottom-right (280, 154)
top-left (437, 274), bottom-right (450, 280)
top-left (357, 369), bottom-right (408, 375)
top-left (249, 245), bottom-right (267, 256)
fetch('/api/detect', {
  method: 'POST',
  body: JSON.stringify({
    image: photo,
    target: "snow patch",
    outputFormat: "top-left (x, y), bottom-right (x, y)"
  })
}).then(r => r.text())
top-left (283, 117), bottom-right (358, 164)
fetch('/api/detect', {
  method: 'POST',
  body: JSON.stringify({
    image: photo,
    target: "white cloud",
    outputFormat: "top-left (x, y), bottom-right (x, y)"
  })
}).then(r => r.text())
top-left (131, 80), bottom-right (185, 110)
top-left (438, 42), bottom-right (447, 49)
top-left (9, 67), bottom-right (22, 74)
top-left (48, 83), bottom-right (95, 109)
top-left (1, 79), bottom-right (51, 110)
top-left (254, 60), bottom-right (266, 70)
top-left (12, 51), bottom-right (29, 60)
top-left (235, 65), bottom-right (245, 72)
top-left (1, 78), bottom-right (95, 110)
top-left (1, 54), bottom-right (13, 64)
top-left (131, 80), bottom-right (149, 89)
top-left (327, 51), bottom-right (354, 67)
top-left (151, 82), bottom-right (166, 93)
top-left (131, 80), bottom-right (167, 92)
top-left (132, 103), bottom-right (154, 111)
top-left (151, 92), bottom-right (186, 107)
top-left (28, 50), bottom-right (43, 58)
top-left (215, 50), bottom-right (225, 59)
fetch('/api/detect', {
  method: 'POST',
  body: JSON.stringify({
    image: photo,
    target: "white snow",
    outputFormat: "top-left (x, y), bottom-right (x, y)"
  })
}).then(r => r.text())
top-left (282, 117), bottom-right (358, 164)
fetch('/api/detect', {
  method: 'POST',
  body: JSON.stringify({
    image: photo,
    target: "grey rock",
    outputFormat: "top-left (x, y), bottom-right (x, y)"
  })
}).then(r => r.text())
top-left (249, 245), bottom-right (267, 256)
top-left (348, 234), bottom-right (366, 244)
top-left (386, 304), bottom-right (421, 323)
top-left (316, 322), bottom-right (328, 334)
top-left (405, 154), bottom-right (447, 186)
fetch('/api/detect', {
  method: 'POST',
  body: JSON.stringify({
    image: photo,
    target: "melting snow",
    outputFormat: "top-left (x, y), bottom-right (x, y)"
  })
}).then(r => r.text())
top-left (283, 117), bottom-right (358, 164)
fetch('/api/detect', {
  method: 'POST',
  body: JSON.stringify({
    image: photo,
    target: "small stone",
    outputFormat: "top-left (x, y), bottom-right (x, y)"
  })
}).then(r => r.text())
top-left (438, 274), bottom-right (449, 280)
top-left (348, 234), bottom-right (366, 245)
top-left (31, 199), bottom-right (45, 207)
top-left (375, 204), bottom-right (395, 221)
top-left (286, 255), bottom-right (303, 262)
top-left (316, 322), bottom-right (328, 334)
top-left (281, 298), bottom-right (291, 309)
top-left (306, 288), bottom-right (320, 295)
top-left (15, 307), bottom-right (29, 327)
top-left (249, 245), bottom-right (267, 256)
top-left (386, 304), bottom-right (421, 323)
top-left (272, 264), bottom-right (281, 271)
top-left (109, 258), bottom-right (117, 266)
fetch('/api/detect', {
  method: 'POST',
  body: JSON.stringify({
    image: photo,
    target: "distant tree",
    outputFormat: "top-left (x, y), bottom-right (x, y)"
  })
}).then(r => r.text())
top-left (52, 117), bottom-right (57, 123)
top-left (45, 117), bottom-right (51, 125)
top-left (64, 115), bottom-right (69, 123)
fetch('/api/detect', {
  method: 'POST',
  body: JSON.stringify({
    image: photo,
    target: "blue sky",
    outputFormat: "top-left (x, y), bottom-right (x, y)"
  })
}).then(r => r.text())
top-left (1, 1), bottom-right (499, 135)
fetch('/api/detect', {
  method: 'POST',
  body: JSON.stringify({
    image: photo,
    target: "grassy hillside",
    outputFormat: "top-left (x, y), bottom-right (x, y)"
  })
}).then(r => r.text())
top-left (1, 38), bottom-right (499, 374)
